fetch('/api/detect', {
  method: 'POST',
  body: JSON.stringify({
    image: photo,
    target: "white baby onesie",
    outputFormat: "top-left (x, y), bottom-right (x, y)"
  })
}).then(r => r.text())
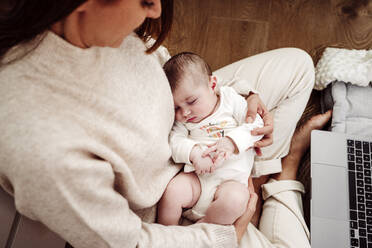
top-left (170, 86), bottom-right (264, 221)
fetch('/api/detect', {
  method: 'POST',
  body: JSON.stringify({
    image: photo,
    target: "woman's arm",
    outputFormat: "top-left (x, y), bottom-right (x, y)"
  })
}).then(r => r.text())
top-left (11, 150), bottom-right (238, 248)
top-left (233, 177), bottom-right (258, 242)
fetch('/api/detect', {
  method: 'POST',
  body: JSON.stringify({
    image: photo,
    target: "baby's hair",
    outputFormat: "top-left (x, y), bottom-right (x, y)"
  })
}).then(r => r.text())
top-left (163, 52), bottom-right (212, 91)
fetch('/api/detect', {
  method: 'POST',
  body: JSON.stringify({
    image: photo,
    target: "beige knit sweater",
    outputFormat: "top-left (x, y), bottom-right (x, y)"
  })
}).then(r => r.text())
top-left (0, 31), bottom-right (238, 248)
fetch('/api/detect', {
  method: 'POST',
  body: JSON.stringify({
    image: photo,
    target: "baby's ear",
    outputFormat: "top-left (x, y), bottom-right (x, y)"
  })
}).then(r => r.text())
top-left (74, 1), bottom-right (91, 13)
top-left (209, 76), bottom-right (217, 90)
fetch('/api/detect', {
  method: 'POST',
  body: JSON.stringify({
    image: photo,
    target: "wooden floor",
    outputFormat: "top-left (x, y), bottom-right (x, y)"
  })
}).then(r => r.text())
top-left (165, 0), bottom-right (372, 71)
top-left (164, 0), bottom-right (372, 125)
top-left (163, 0), bottom-right (372, 138)
top-left (164, 0), bottom-right (372, 149)
top-left (164, 0), bottom-right (372, 226)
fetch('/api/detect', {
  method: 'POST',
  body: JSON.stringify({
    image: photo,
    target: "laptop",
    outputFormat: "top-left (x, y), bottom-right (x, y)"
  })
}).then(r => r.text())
top-left (311, 130), bottom-right (372, 248)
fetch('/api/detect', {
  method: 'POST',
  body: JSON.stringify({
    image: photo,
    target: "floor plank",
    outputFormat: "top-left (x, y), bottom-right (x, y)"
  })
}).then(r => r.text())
top-left (208, 0), bottom-right (271, 22)
top-left (165, 0), bottom-right (372, 57)
top-left (339, 8), bottom-right (372, 49)
top-left (267, 0), bottom-right (349, 52)
top-left (200, 17), bottom-right (269, 70)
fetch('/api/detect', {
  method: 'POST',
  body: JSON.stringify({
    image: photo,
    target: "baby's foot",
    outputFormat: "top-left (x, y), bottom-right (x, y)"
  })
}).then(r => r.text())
top-left (273, 110), bottom-right (332, 180)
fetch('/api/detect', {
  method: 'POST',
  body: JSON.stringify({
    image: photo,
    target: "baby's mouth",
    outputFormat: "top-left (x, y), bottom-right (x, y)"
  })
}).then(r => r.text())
top-left (187, 117), bottom-right (196, 122)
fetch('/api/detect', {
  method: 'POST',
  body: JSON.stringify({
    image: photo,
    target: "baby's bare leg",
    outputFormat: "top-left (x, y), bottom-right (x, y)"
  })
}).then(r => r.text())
top-left (157, 172), bottom-right (201, 225)
top-left (199, 180), bottom-right (249, 225)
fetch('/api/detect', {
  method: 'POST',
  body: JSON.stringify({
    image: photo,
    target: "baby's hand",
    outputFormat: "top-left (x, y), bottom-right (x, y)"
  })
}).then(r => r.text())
top-left (190, 146), bottom-right (215, 174)
top-left (203, 137), bottom-right (237, 167)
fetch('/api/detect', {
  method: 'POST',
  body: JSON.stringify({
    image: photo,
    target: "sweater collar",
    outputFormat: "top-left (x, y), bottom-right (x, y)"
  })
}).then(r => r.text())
top-left (31, 31), bottom-right (101, 67)
top-left (2, 31), bottom-right (102, 66)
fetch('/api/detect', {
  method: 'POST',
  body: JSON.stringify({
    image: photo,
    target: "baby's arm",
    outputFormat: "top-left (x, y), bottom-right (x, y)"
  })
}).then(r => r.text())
top-left (225, 86), bottom-right (264, 152)
top-left (170, 122), bottom-right (214, 174)
top-left (202, 137), bottom-right (237, 167)
top-left (190, 145), bottom-right (215, 174)
top-left (204, 87), bottom-right (264, 165)
top-left (226, 113), bottom-right (264, 152)
top-left (169, 121), bottom-right (198, 165)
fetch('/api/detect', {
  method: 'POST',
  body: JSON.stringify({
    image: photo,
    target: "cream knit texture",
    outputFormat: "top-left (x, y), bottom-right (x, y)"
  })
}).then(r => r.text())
top-left (0, 31), bottom-right (237, 248)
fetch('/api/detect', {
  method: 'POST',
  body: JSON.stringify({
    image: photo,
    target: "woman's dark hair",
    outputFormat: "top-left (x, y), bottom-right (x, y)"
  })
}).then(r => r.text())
top-left (0, 0), bottom-right (173, 61)
top-left (136, 0), bottom-right (173, 53)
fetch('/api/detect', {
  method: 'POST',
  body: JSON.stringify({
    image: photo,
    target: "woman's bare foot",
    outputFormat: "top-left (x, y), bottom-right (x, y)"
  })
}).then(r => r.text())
top-left (272, 110), bottom-right (332, 181)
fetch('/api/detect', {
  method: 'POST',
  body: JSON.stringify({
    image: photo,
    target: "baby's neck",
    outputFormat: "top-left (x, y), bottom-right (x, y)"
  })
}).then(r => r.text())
top-left (211, 94), bottom-right (220, 115)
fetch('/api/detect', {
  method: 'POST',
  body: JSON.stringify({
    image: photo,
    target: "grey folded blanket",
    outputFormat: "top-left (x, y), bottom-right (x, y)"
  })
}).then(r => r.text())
top-left (321, 81), bottom-right (372, 138)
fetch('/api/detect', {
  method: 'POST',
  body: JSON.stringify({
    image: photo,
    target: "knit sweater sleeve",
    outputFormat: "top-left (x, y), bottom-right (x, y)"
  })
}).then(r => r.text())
top-left (139, 222), bottom-right (237, 248)
top-left (10, 145), bottom-right (237, 248)
top-left (0, 32), bottom-right (238, 248)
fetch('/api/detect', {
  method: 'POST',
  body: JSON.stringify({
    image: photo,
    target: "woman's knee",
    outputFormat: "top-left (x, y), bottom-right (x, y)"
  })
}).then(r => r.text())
top-left (287, 48), bottom-right (315, 87)
top-left (284, 48), bottom-right (313, 66)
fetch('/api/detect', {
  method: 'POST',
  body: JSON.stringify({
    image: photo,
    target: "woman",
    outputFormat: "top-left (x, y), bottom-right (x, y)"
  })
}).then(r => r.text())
top-left (0, 0), bottom-right (324, 247)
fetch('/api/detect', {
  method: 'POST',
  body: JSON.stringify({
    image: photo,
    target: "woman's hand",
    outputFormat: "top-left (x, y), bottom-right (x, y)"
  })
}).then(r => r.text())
top-left (233, 177), bottom-right (258, 243)
top-left (245, 93), bottom-right (273, 156)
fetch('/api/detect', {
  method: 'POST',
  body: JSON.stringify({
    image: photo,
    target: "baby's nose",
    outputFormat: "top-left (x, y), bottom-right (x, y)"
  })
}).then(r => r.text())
top-left (183, 109), bottom-right (191, 117)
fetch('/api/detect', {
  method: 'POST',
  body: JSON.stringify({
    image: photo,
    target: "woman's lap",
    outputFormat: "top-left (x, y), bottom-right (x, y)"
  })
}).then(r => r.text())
top-left (214, 47), bottom-right (314, 172)
top-left (213, 48), bottom-right (314, 247)
top-left (240, 180), bottom-right (311, 248)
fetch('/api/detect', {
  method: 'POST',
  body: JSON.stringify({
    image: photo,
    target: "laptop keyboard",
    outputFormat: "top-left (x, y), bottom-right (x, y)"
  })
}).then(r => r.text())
top-left (348, 139), bottom-right (372, 248)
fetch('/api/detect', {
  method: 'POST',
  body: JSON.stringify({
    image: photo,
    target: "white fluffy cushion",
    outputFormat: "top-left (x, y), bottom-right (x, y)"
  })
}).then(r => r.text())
top-left (315, 47), bottom-right (372, 90)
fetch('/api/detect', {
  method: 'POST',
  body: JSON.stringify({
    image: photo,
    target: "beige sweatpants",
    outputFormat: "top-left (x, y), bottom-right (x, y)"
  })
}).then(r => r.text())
top-left (214, 48), bottom-right (313, 247)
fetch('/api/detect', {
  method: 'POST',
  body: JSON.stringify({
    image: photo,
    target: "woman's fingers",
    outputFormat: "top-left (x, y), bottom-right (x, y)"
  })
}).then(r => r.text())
top-left (262, 111), bottom-right (273, 129)
top-left (254, 135), bottom-right (273, 148)
top-left (250, 98), bottom-right (274, 150)
top-left (256, 101), bottom-right (266, 116)
top-left (246, 192), bottom-right (258, 218)
top-left (233, 178), bottom-right (258, 243)
top-left (245, 94), bottom-right (274, 150)
top-left (252, 111), bottom-right (274, 149)
top-left (254, 147), bottom-right (262, 156)
top-left (248, 177), bottom-right (254, 192)
top-left (251, 111), bottom-right (273, 135)
top-left (251, 125), bottom-right (273, 136)
top-left (243, 183), bottom-right (258, 221)
top-left (245, 95), bottom-right (259, 123)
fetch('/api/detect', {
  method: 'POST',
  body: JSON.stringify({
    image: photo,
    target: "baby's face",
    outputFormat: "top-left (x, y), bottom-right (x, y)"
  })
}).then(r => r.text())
top-left (172, 76), bottom-right (218, 123)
